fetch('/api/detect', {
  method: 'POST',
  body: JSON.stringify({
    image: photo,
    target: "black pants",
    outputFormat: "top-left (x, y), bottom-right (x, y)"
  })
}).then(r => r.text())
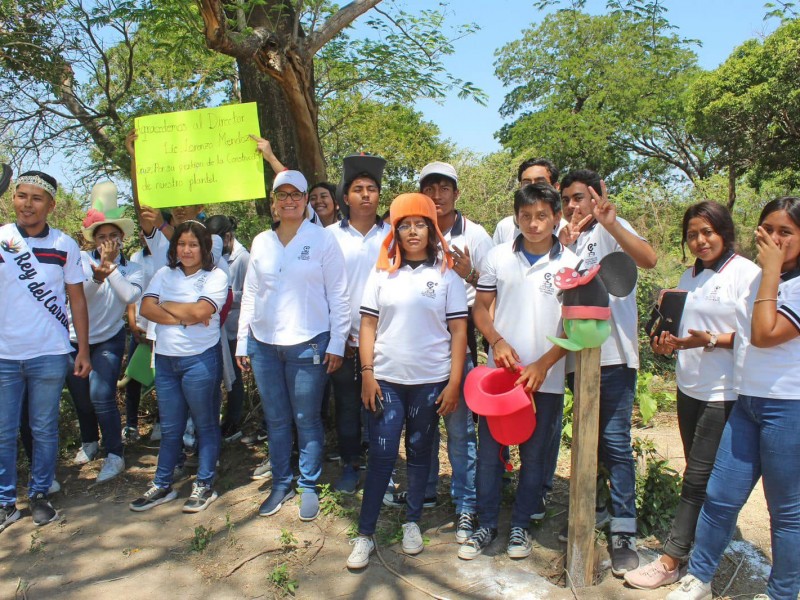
top-left (662, 389), bottom-right (735, 560)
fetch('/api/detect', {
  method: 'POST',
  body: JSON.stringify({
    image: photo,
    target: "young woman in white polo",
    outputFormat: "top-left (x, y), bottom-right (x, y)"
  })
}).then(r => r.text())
top-left (65, 183), bottom-right (143, 483)
top-left (236, 170), bottom-right (350, 522)
top-left (347, 193), bottom-right (468, 569)
top-left (624, 201), bottom-right (759, 590)
top-left (668, 197), bottom-right (800, 600)
top-left (130, 221), bottom-right (228, 514)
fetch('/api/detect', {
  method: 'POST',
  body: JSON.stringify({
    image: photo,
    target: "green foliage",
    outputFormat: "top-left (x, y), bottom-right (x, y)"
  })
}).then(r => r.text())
top-left (268, 563), bottom-right (298, 596)
top-left (317, 483), bottom-right (357, 519)
top-left (636, 372), bottom-right (673, 425)
top-left (633, 437), bottom-right (682, 537)
top-left (278, 528), bottom-right (298, 549)
top-left (688, 20), bottom-right (800, 188)
top-left (189, 525), bottom-right (214, 553)
top-left (29, 530), bottom-right (45, 554)
top-left (561, 388), bottom-right (574, 444)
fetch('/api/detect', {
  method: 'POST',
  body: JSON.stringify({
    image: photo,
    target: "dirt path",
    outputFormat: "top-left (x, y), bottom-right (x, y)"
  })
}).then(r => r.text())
top-left (1, 412), bottom-right (774, 599)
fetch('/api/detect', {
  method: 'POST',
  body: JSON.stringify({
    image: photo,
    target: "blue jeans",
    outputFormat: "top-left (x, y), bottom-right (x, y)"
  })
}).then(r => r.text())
top-left (427, 356), bottom-right (477, 513)
top-left (568, 364), bottom-right (638, 534)
top-left (153, 345), bottom-right (221, 487)
top-left (249, 332), bottom-right (330, 492)
top-left (476, 392), bottom-right (563, 529)
top-left (358, 380), bottom-right (446, 535)
top-left (65, 328), bottom-right (126, 457)
top-left (688, 396), bottom-right (800, 600)
top-left (329, 353), bottom-right (363, 466)
top-left (223, 338), bottom-right (245, 428)
top-left (0, 354), bottom-right (69, 504)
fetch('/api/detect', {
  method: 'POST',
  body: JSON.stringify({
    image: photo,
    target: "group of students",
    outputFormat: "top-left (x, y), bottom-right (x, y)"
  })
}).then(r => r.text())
top-left (0, 143), bottom-right (797, 600)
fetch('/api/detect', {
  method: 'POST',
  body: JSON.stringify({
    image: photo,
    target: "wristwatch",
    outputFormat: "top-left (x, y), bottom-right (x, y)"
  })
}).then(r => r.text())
top-left (703, 331), bottom-right (718, 352)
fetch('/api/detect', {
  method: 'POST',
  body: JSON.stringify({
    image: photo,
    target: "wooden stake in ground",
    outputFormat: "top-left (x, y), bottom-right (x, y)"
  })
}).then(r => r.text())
top-left (566, 346), bottom-right (601, 587)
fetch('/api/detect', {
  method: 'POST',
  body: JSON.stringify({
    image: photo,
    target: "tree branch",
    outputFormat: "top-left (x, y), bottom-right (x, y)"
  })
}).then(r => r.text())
top-left (305, 0), bottom-right (382, 56)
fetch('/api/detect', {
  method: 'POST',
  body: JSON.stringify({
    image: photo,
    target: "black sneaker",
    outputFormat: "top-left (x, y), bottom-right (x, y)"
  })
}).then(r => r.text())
top-left (610, 532), bottom-right (639, 576)
top-left (221, 422), bottom-right (243, 443)
top-left (129, 484), bottom-right (178, 512)
top-left (241, 428), bottom-right (268, 446)
top-left (458, 526), bottom-right (497, 560)
top-left (259, 488), bottom-right (296, 517)
top-left (0, 503), bottom-right (21, 533)
top-left (507, 526), bottom-right (533, 559)
top-left (382, 491), bottom-right (437, 509)
top-left (183, 482), bottom-right (218, 513)
top-left (30, 493), bottom-right (58, 526)
top-left (455, 512), bottom-right (477, 543)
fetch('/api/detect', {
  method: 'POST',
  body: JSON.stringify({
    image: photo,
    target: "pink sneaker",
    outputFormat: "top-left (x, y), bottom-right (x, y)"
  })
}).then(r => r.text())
top-left (624, 558), bottom-right (680, 590)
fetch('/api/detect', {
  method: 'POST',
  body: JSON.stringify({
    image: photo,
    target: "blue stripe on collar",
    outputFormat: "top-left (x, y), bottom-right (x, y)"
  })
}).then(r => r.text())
top-left (512, 234), bottom-right (562, 259)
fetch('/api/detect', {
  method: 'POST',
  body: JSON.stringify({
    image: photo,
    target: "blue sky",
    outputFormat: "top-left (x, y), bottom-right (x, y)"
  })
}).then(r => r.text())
top-left (399, 0), bottom-right (779, 154)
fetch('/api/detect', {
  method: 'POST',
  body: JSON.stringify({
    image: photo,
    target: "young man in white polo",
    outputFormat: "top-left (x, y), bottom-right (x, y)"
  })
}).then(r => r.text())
top-left (559, 168), bottom-right (658, 576)
top-left (327, 153), bottom-right (389, 494)
top-left (0, 170), bottom-right (92, 532)
top-left (384, 161), bottom-right (492, 543)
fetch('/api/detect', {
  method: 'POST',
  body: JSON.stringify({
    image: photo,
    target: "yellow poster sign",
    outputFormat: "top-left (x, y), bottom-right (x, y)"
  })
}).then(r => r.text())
top-left (134, 103), bottom-right (266, 208)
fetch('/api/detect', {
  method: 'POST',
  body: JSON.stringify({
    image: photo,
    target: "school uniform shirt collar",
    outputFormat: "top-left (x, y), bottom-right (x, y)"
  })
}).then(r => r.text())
top-left (400, 256), bottom-right (436, 270)
top-left (692, 248), bottom-right (735, 276)
top-left (781, 267), bottom-right (800, 282)
top-left (447, 211), bottom-right (465, 237)
top-left (339, 215), bottom-right (385, 230)
top-left (15, 223), bottom-right (50, 238)
top-left (512, 234), bottom-right (563, 260)
top-left (92, 248), bottom-right (127, 266)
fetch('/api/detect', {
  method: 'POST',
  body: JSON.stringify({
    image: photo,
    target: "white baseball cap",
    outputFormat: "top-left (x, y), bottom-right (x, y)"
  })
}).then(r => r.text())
top-left (419, 161), bottom-right (458, 186)
top-left (273, 170), bottom-right (308, 193)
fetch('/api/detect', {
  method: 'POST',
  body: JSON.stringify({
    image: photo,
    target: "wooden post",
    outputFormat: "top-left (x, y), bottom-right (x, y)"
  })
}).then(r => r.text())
top-left (566, 346), bottom-right (602, 588)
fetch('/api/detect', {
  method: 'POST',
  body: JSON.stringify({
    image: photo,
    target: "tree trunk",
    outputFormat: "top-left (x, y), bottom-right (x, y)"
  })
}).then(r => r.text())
top-left (727, 164), bottom-right (737, 210)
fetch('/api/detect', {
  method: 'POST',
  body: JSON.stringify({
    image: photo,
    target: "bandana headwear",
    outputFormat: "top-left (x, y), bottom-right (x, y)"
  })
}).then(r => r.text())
top-left (376, 193), bottom-right (453, 273)
top-left (16, 174), bottom-right (57, 199)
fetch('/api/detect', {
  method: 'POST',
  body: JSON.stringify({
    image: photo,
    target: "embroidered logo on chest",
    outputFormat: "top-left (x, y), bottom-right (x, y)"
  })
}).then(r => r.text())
top-left (193, 273), bottom-right (209, 292)
top-left (539, 272), bottom-right (556, 295)
top-left (421, 281), bottom-right (438, 299)
top-left (298, 245), bottom-right (311, 261)
top-left (705, 285), bottom-right (722, 302)
top-left (584, 242), bottom-right (598, 266)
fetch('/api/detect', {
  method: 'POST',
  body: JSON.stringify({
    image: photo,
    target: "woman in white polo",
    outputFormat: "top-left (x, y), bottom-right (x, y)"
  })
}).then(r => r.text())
top-left (130, 221), bottom-right (228, 514)
top-left (347, 193), bottom-right (468, 570)
top-left (236, 170), bottom-right (350, 523)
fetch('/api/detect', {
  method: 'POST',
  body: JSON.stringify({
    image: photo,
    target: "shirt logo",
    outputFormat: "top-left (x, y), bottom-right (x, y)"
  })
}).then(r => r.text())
top-left (194, 273), bottom-right (208, 292)
top-left (1, 237), bottom-right (21, 254)
top-left (421, 281), bottom-right (438, 299)
top-left (584, 242), bottom-right (598, 266)
top-left (539, 272), bottom-right (555, 295)
top-left (298, 245), bottom-right (311, 261)
top-left (705, 285), bottom-right (722, 302)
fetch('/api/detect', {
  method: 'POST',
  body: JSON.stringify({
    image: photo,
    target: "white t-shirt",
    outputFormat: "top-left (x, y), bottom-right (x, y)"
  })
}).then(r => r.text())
top-left (327, 218), bottom-right (388, 347)
top-left (675, 253), bottom-right (760, 402)
top-left (237, 219), bottom-right (351, 356)
top-left (69, 250), bottom-right (143, 345)
top-left (444, 212), bottom-right (493, 307)
top-left (0, 224), bottom-right (85, 360)
top-left (568, 218), bottom-right (643, 369)
top-left (734, 271), bottom-right (800, 400)
top-left (478, 237), bottom-right (581, 394)
top-left (143, 265), bottom-right (228, 357)
top-left (360, 261), bottom-right (468, 385)
top-left (493, 215), bottom-right (568, 245)
top-left (223, 239), bottom-right (250, 341)
top-left (129, 248), bottom-right (158, 331)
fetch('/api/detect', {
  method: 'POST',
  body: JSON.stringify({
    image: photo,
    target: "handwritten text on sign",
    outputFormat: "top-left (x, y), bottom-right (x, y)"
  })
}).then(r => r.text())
top-left (134, 103), bottom-right (266, 208)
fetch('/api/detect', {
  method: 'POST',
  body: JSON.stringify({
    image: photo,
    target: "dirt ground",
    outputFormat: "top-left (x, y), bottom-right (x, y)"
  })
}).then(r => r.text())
top-left (1, 410), bottom-right (775, 600)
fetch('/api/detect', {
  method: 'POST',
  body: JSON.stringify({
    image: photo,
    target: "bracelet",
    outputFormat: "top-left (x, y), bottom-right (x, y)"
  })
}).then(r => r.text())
top-left (158, 221), bottom-right (169, 232)
top-left (465, 266), bottom-right (475, 281)
top-left (360, 365), bottom-right (374, 373)
top-left (491, 337), bottom-right (504, 349)
top-left (754, 298), bottom-right (778, 304)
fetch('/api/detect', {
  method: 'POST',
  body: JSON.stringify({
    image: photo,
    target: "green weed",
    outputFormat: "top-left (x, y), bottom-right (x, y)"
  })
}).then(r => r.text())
top-left (189, 525), bottom-right (214, 553)
top-left (268, 563), bottom-right (298, 595)
top-left (634, 437), bottom-right (682, 536)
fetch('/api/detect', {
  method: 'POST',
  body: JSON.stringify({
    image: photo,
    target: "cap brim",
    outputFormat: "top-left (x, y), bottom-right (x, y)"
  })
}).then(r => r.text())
top-left (82, 218), bottom-right (135, 241)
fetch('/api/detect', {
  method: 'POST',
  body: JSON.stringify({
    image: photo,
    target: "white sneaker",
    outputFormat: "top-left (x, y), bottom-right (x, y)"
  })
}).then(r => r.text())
top-left (401, 522), bottom-right (424, 555)
top-left (48, 479), bottom-right (61, 495)
top-left (665, 574), bottom-right (712, 600)
top-left (150, 422), bottom-right (162, 441)
top-left (97, 453), bottom-right (125, 483)
top-left (73, 441), bottom-right (99, 465)
top-left (346, 535), bottom-right (375, 569)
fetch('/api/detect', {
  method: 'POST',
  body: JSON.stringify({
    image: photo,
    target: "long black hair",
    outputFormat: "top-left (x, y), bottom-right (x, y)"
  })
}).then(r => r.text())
top-left (168, 221), bottom-right (214, 271)
top-left (396, 216), bottom-right (439, 264)
top-left (680, 201), bottom-right (736, 261)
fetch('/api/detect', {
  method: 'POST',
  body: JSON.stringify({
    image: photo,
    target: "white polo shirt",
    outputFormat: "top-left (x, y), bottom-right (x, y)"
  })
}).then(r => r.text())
top-left (143, 265), bottom-right (228, 357)
top-left (734, 270), bottom-right (800, 400)
top-left (493, 215), bottom-right (568, 245)
top-left (478, 236), bottom-right (580, 394)
top-left (69, 251), bottom-right (143, 345)
top-left (444, 211), bottom-right (493, 307)
top-left (326, 217), bottom-right (388, 347)
top-left (145, 227), bottom-right (230, 277)
top-left (360, 260), bottom-right (468, 385)
top-left (237, 219), bottom-right (350, 356)
top-left (675, 252), bottom-right (760, 402)
top-left (0, 224), bottom-right (85, 360)
top-left (222, 239), bottom-right (250, 341)
top-left (568, 218), bottom-right (643, 369)
top-left (129, 247), bottom-right (157, 331)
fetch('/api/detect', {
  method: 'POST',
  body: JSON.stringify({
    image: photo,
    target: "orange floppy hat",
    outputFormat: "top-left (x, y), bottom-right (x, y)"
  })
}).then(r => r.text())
top-left (464, 366), bottom-right (537, 446)
top-left (376, 192), bottom-right (453, 273)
